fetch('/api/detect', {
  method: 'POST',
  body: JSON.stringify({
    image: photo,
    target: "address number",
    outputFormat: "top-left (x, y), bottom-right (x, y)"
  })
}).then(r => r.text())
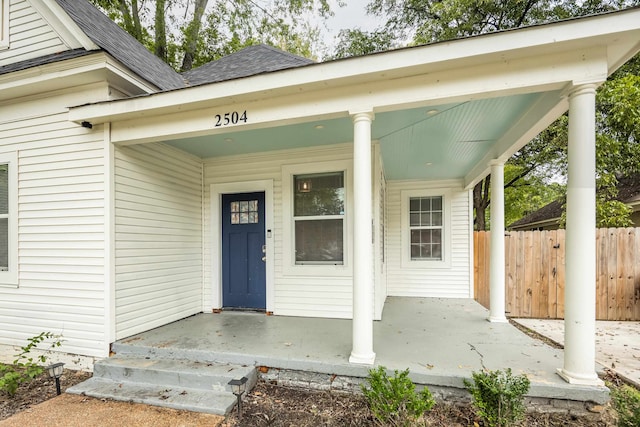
top-left (215, 111), bottom-right (248, 127)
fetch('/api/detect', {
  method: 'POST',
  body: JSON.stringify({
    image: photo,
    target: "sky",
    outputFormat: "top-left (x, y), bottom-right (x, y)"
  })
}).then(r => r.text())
top-left (320, 0), bottom-right (385, 47)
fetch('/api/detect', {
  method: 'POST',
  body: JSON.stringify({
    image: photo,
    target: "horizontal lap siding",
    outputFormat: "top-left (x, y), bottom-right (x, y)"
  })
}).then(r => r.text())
top-left (203, 144), bottom-right (353, 319)
top-left (0, 0), bottom-right (68, 66)
top-left (386, 181), bottom-right (471, 297)
top-left (0, 101), bottom-right (107, 357)
top-left (114, 143), bottom-right (203, 339)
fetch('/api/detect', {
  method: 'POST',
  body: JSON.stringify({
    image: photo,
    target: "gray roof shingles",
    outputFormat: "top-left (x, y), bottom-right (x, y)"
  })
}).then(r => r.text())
top-left (182, 44), bottom-right (314, 86)
top-left (54, 0), bottom-right (185, 91)
top-left (4, 2), bottom-right (315, 93)
top-left (0, 49), bottom-right (91, 76)
top-left (509, 175), bottom-right (640, 229)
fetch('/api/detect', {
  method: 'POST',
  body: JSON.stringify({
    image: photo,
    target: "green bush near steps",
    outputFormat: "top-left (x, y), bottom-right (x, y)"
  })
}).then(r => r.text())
top-left (0, 332), bottom-right (62, 397)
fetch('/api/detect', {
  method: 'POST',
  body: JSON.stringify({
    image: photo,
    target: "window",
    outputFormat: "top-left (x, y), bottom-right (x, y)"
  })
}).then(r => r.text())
top-left (401, 189), bottom-right (451, 269)
top-left (282, 160), bottom-right (352, 275)
top-left (0, 152), bottom-right (17, 286)
top-left (230, 200), bottom-right (259, 224)
top-left (293, 172), bottom-right (344, 264)
top-left (0, 0), bottom-right (8, 50)
top-left (409, 196), bottom-right (442, 260)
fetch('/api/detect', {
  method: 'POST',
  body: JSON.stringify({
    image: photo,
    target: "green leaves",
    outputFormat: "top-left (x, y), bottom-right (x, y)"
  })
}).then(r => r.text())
top-left (464, 368), bottom-right (530, 427)
top-left (611, 383), bottom-right (640, 427)
top-left (362, 366), bottom-right (435, 426)
top-left (1, 332), bottom-right (63, 397)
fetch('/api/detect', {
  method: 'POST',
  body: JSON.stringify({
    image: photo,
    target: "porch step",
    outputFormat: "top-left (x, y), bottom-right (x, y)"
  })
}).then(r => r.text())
top-left (67, 356), bottom-right (257, 415)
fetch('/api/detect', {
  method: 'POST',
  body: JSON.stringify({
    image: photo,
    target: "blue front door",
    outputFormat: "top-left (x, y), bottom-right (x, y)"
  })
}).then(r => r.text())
top-left (222, 192), bottom-right (266, 309)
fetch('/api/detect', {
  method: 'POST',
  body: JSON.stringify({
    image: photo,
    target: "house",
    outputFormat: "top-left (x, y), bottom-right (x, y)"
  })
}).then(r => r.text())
top-left (509, 175), bottom-right (640, 230)
top-left (1, 0), bottom-right (640, 387)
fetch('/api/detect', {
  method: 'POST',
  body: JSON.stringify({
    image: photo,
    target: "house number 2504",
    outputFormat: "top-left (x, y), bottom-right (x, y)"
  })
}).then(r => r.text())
top-left (214, 111), bottom-right (248, 127)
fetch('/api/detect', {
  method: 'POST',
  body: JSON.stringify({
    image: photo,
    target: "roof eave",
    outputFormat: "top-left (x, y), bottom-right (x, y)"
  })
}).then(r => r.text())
top-left (69, 8), bottom-right (640, 126)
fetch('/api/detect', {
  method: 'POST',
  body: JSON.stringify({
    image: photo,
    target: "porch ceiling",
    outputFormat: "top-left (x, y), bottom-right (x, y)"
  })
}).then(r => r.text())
top-left (165, 91), bottom-right (549, 181)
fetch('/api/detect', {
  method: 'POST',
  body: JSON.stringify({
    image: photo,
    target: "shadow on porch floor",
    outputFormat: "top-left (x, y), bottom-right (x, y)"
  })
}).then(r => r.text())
top-left (116, 297), bottom-right (608, 404)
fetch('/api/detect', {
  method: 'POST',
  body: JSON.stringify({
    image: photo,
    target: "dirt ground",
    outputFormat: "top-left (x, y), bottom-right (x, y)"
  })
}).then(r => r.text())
top-left (0, 368), bottom-right (623, 426)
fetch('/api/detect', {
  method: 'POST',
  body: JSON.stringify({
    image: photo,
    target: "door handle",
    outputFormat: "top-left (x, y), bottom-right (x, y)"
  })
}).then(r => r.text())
top-left (262, 245), bottom-right (266, 253)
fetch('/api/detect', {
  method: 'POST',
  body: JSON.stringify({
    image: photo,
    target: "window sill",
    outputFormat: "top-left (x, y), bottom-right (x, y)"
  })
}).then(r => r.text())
top-left (401, 258), bottom-right (451, 270)
top-left (283, 263), bottom-right (352, 277)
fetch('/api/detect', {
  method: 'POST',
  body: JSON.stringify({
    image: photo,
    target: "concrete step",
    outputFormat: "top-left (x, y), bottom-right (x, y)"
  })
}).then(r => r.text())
top-left (67, 377), bottom-right (238, 415)
top-left (67, 357), bottom-right (257, 415)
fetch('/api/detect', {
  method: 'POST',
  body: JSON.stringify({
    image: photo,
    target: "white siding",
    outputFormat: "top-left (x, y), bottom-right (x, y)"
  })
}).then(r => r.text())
top-left (386, 181), bottom-right (472, 297)
top-left (204, 144), bottom-right (354, 319)
top-left (0, 88), bottom-right (109, 358)
top-left (0, 0), bottom-right (68, 66)
top-left (114, 143), bottom-right (203, 339)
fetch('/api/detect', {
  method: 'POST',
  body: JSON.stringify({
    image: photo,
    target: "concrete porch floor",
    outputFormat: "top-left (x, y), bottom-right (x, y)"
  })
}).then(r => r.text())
top-left (115, 297), bottom-right (608, 404)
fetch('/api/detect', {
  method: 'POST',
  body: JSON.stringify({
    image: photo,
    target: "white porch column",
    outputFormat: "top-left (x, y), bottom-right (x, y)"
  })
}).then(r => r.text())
top-left (349, 111), bottom-right (376, 365)
top-left (557, 84), bottom-right (602, 385)
top-left (489, 161), bottom-right (507, 323)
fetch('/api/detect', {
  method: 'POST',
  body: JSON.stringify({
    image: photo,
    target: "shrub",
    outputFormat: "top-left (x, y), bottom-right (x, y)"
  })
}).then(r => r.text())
top-left (464, 368), bottom-right (530, 427)
top-left (611, 384), bottom-right (640, 427)
top-left (0, 332), bottom-right (62, 397)
top-left (361, 365), bottom-right (435, 426)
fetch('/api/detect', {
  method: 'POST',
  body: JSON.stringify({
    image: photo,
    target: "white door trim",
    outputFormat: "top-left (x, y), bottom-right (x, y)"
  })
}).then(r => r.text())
top-left (211, 180), bottom-right (274, 312)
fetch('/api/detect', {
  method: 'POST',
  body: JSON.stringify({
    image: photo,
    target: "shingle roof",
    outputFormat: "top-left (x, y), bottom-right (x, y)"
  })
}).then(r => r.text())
top-left (509, 174), bottom-right (640, 229)
top-left (0, 49), bottom-right (91, 76)
top-left (508, 200), bottom-right (564, 229)
top-left (54, 0), bottom-right (185, 91)
top-left (182, 44), bottom-right (314, 86)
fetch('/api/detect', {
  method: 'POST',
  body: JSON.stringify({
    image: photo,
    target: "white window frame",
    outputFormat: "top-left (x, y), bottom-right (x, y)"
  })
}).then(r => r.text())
top-left (282, 160), bottom-right (353, 277)
top-left (0, 0), bottom-right (8, 50)
top-left (0, 151), bottom-right (18, 286)
top-left (401, 188), bottom-right (451, 269)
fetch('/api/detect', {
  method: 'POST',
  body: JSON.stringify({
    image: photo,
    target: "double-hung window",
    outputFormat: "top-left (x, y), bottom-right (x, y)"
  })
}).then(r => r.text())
top-left (409, 196), bottom-right (443, 260)
top-left (401, 189), bottom-right (451, 269)
top-left (293, 172), bottom-right (345, 264)
top-left (0, 152), bottom-right (17, 286)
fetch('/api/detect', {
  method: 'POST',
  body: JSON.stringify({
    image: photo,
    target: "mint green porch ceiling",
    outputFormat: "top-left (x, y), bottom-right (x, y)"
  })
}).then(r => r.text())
top-left (165, 92), bottom-right (545, 181)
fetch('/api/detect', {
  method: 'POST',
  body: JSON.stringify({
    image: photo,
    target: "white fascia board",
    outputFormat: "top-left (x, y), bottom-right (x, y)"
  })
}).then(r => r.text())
top-left (108, 47), bottom-right (606, 145)
top-left (30, 0), bottom-right (98, 50)
top-left (69, 8), bottom-right (640, 126)
top-left (0, 53), bottom-right (156, 101)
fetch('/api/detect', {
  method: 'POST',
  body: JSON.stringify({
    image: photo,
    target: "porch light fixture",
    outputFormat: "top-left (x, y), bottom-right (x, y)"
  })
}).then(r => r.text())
top-left (228, 376), bottom-right (248, 419)
top-left (426, 109), bottom-right (439, 115)
top-left (46, 362), bottom-right (65, 395)
top-left (224, 138), bottom-right (234, 143)
top-left (314, 124), bottom-right (324, 129)
top-left (297, 179), bottom-right (312, 193)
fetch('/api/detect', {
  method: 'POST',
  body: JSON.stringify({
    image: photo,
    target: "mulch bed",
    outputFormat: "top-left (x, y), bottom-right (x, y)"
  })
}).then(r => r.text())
top-left (1, 367), bottom-right (621, 426)
top-left (0, 369), bottom-right (91, 421)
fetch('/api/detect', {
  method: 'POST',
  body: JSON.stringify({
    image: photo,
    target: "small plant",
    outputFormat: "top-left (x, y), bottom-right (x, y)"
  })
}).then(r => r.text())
top-left (0, 332), bottom-right (62, 397)
top-left (464, 368), bottom-right (530, 427)
top-left (611, 383), bottom-right (640, 427)
top-left (361, 365), bottom-right (435, 426)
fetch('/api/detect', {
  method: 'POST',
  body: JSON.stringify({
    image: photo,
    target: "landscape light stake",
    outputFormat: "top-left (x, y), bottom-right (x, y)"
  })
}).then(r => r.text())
top-left (228, 376), bottom-right (248, 419)
top-left (46, 362), bottom-right (65, 395)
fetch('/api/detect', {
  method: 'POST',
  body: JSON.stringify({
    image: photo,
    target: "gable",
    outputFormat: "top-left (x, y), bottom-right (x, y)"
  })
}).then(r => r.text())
top-left (0, 0), bottom-right (89, 67)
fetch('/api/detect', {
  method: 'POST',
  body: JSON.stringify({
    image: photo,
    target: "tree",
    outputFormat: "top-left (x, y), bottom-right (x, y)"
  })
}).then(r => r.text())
top-left (90, 0), bottom-right (332, 70)
top-left (331, 29), bottom-right (396, 59)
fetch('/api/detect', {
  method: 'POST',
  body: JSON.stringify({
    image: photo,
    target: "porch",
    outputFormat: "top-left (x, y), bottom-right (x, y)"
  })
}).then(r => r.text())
top-left (113, 297), bottom-right (608, 405)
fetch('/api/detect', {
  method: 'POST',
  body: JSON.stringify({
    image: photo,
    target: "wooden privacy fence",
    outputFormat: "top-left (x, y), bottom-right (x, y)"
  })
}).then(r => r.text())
top-left (474, 228), bottom-right (640, 320)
